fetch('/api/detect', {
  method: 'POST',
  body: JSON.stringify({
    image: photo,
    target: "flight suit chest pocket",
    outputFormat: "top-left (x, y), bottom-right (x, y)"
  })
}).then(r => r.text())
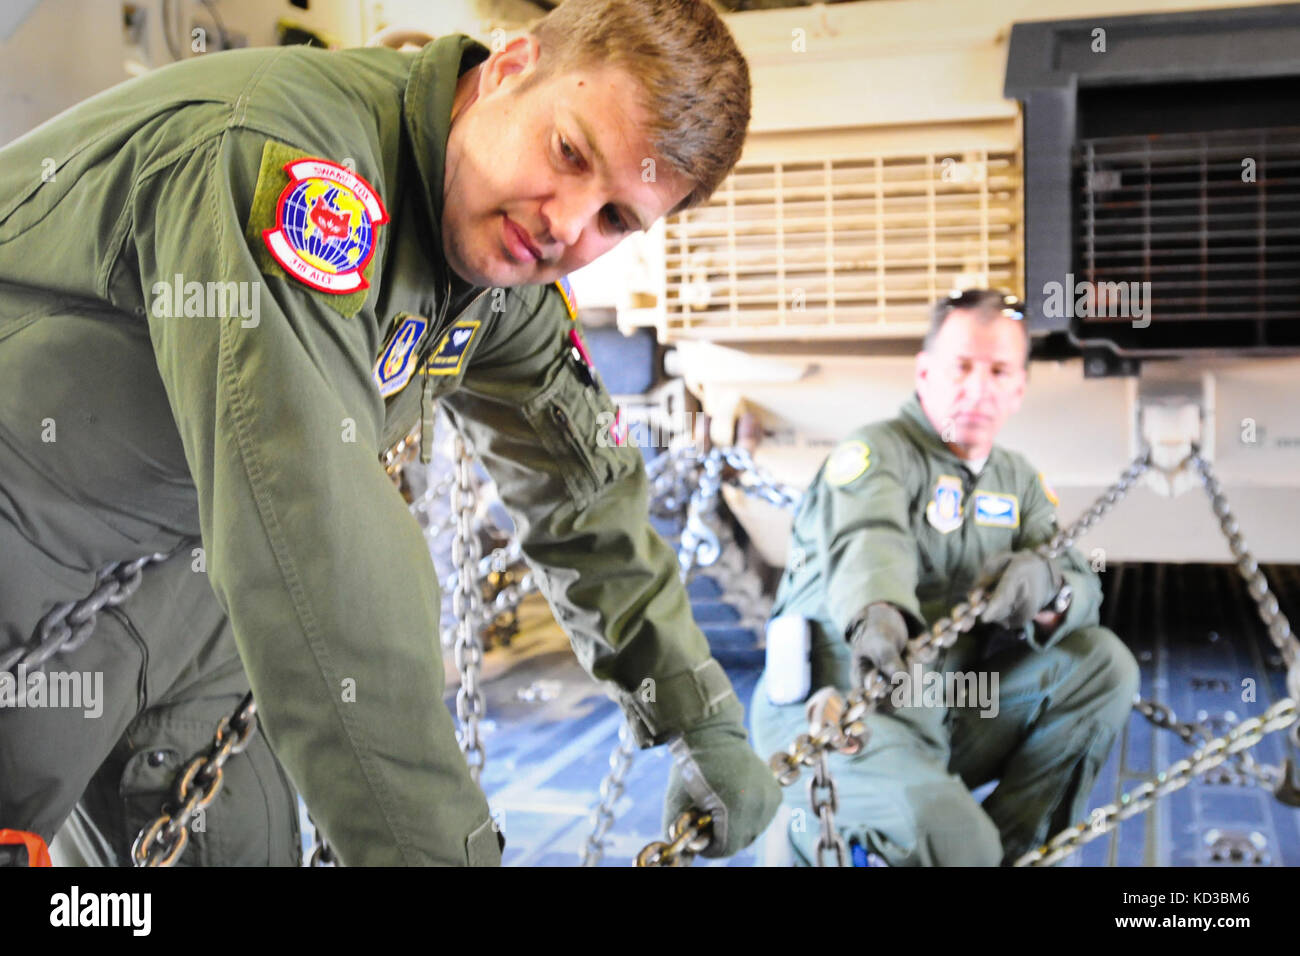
top-left (524, 361), bottom-right (631, 509)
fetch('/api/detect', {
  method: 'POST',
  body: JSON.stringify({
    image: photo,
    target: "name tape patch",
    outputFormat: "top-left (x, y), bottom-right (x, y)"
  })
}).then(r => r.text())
top-left (973, 491), bottom-right (1020, 528)
top-left (424, 320), bottom-right (481, 377)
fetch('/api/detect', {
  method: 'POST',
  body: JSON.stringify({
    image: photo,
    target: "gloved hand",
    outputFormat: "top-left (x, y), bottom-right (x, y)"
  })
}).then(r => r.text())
top-left (977, 550), bottom-right (1063, 630)
top-left (847, 602), bottom-right (910, 686)
top-left (662, 699), bottom-right (781, 858)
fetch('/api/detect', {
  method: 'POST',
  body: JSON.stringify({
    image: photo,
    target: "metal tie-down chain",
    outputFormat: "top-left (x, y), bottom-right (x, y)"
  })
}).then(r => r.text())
top-left (578, 721), bottom-right (637, 866)
top-left (131, 692), bottom-right (258, 866)
top-left (1014, 698), bottom-right (1297, 867)
top-left (638, 449), bottom-right (1154, 867)
top-left (1, 553), bottom-right (171, 674)
top-left (1016, 450), bottom-right (1300, 864)
top-left (584, 444), bottom-right (796, 865)
top-left (128, 425), bottom-right (465, 866)
top-left (451, 431), bottom-right (488, 784)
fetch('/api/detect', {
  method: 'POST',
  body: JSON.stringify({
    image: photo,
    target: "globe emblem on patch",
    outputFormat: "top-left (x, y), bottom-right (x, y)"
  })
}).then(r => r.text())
top-left (263, 158), bottom-right (388, 294)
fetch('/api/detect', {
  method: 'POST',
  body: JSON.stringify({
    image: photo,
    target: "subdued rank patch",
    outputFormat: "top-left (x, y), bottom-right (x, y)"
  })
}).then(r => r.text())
top-left (825, 440), bottom-right (871, 487)
top-left (555, 276), bottom-right (578, 321)
top-left (373, 314), bottom-right (430, 398)
top-left (261, 157), bottom-right (388, 294)
top-left (1038, 471), bottom-right (1060, 507)
top-left (423, 320), bottom-right (481, 376)
top-left (973, 491), bottom-right (1020, 528)
top-left (926, 474), bottom-right (965, 534)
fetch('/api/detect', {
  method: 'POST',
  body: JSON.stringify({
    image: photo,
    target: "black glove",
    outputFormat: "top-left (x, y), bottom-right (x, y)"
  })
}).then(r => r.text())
top-left (977, 550), bottom-right (1063, 630)
top-left (847, 603), bottom-right (910, 686)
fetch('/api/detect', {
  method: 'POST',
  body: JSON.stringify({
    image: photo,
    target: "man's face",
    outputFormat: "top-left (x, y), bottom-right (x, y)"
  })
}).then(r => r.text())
top-left (915, 309), bottom-right (1028, 458)
top-left (441, 37), bottom-right (693, 288)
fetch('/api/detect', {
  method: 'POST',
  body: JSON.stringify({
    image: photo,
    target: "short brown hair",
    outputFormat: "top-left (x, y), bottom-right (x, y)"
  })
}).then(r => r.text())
top-left (923, 290), bottom-right (1031, 366)
top-left (523, 0), bottom-right (751, 215)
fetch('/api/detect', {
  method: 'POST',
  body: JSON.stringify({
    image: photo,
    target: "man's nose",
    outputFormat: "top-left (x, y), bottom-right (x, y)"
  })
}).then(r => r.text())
top-left (542, 185), bottom-right (602, 249)
top-left (962, 364), bottom-right (995, 402)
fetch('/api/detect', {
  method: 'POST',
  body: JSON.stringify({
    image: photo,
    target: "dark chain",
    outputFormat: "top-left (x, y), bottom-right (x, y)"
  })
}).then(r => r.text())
top-left (1, 553), bottom-right (171, 673)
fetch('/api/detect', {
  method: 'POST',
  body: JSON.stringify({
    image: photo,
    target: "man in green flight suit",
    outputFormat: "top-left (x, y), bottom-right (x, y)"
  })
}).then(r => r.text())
top-left (750, 290), bottom-right (1139, 866)
top-left (0, 0), bottom-right (779, 866)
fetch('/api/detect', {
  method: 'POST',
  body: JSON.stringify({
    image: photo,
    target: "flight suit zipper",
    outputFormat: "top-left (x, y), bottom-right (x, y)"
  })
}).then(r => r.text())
top-left (417, 285), bottom-right (489, 463)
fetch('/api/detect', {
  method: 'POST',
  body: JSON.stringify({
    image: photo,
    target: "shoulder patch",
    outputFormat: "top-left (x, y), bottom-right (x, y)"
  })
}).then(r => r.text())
top-left (825, 440), bottom-right (871, 487)
top-left (1038, 471), bottom-right (1060, 507)
top-left (554, 276), bottom-right (578, 321)
top-left (246, 141), bottom-right (386, 318)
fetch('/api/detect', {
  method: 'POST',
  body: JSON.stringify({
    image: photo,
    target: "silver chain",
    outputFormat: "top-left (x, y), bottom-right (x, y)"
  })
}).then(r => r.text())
top-left (638, 448), bottom-right (1153, 866)
top-left (1015, 697), bottom-right (1297, 866)
top-left (1191, 450), bottom-right (1300, 705)
top-left (2, 552), bottom-right (171, 673)
top-left (578, 721), bottom-right (637, 866)
top-left (439, 542), bottom-right (537, 646)
top-left (1133, 699), bottom-right (1281, 789)
top-left (809, 750), bottom-right (847, 867)
top-left (451, 432), bottom-right (487, 783)
top-left (1018, 451), bottom-right (1300, 864)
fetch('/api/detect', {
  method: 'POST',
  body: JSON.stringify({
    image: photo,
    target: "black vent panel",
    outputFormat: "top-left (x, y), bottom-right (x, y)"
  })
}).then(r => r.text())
top-left (1073, 126), bottom-right (1300, 352)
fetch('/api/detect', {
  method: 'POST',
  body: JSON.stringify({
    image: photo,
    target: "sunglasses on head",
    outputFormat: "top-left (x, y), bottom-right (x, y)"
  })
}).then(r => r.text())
top-left (943, 289), bottom-right (1026, 320)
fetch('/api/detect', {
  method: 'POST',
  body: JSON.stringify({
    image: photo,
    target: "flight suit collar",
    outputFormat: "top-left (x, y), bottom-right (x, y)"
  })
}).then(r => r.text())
top-left (402, 34), bottom-right (491, 301)
top-left (897, 392), bottom-right (990, 476)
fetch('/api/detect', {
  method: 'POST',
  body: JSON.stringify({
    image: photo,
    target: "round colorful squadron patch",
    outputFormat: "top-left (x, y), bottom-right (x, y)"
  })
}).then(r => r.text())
top-left (825, 440), bottom-right (871, 487)
top-left (262, 158), bottom-right (388, 294)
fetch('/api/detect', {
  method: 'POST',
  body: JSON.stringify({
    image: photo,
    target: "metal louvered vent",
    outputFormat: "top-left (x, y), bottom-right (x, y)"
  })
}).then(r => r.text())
top-left (660, 148), bottom-right (1023, 342)
top-left (1074, 127), bottom-right (1300, 352)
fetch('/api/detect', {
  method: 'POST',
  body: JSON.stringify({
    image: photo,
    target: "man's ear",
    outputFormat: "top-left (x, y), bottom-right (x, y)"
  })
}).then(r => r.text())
top-left (914, 349), bottom-right (930, 393)
top-left (479, 34), bottom-right (541, 98)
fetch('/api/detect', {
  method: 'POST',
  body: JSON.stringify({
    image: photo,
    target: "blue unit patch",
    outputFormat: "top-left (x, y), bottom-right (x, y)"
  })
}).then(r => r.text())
top-left (424, 319), bottom-right (481, 377)
top-left (973, 491), bottom-right (1020, 528)
top-left (926, 475), bottom-right (964, 534)
top-left (373, 314), bottom-right (429, 398)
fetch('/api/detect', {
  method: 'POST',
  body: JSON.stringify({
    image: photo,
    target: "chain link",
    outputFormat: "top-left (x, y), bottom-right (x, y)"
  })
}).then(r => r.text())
top-left (131, 692), bottom-right (258, 866)
top-left (1190, 451), bottom-right (1300, 704)
top-left (637, 448), bottom-right (1153, 866)
top-left (1015, 697), bottom-right (1297, 866)
top-left (451, 432), bottom-right (487, 783)
top-left (1132, 699), bottom-right (1280, 788)
top-left (1, 552), bottom-right (172, 674)
top-left (578, 721), bottom-right (637, 866)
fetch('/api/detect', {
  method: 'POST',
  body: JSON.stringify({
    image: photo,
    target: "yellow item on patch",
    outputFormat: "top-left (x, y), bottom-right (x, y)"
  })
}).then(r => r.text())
top-left (825, 440), bottom-right (871, 487)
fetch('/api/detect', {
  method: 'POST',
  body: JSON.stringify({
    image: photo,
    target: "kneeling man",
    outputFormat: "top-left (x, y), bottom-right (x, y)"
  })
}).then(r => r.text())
top-left (751, 290), bottom-right (1138, 866)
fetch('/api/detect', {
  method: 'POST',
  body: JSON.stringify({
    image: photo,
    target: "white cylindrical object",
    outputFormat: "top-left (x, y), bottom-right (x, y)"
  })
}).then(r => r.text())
top-left (764, 614), bottom-right (812, 705)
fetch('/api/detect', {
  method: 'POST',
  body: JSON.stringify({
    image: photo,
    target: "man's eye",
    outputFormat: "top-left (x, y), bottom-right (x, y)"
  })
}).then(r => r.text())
top-left (602, 205), bottom-right (627, 232)
top-left (558, 135), bottom-right (581, 166)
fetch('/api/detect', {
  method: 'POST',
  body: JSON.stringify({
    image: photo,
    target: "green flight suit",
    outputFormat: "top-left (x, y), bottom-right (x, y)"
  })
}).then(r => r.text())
top-left (0, 36), bottom-right (741, 865)
top-left (750, 395), bottom-right (1139, 866)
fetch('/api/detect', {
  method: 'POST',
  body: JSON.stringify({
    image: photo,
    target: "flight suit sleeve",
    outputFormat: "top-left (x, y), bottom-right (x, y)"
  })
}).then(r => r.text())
top-left (815, 431), bottom-right (925, 638)
top-left (1015, 467), bottom-right (1102, 650)
top-left (439, 287), bottom-right (740, 747)
top-left (115, 129), bottom-right (495, 865)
